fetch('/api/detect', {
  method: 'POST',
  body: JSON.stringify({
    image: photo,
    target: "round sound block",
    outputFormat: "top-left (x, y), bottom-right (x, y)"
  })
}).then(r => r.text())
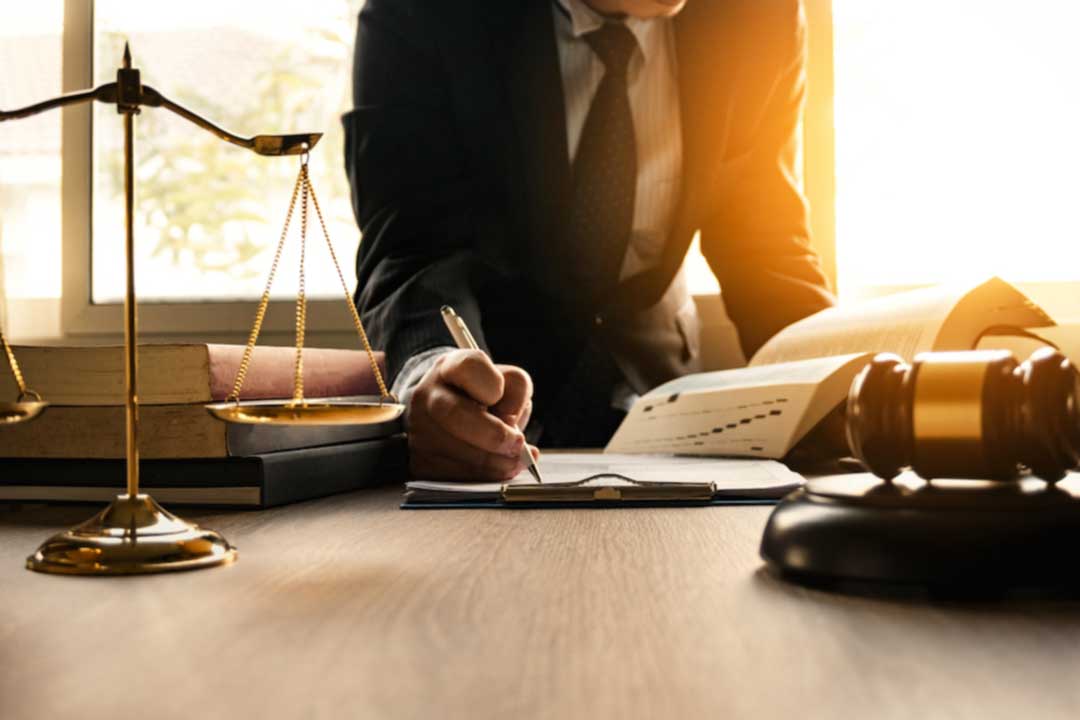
top-left (760, 472), bottom-right (1080, 594)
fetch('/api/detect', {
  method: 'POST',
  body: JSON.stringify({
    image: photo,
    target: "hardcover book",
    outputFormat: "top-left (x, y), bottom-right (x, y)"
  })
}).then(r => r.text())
top-left (0, 436), bottom-right (407, 508)
top-left (607, 277), bottom-right (1059, 459)
top-left (0, 343), bottom-right (386, 406)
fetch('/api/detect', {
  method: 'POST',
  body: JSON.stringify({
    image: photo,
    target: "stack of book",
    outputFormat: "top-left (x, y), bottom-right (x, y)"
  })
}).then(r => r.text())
top-left (0, 344), bottom-right (406, 507)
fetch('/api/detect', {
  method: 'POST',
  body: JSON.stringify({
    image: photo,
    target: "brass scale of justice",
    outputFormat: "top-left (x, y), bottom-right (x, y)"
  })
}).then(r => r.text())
top-left (0, 46), bottom-right (403, 575)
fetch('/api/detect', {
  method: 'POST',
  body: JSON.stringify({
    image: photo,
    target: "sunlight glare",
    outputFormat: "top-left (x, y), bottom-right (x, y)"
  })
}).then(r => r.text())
top-left (833, 1), bottom-right (1080, 294)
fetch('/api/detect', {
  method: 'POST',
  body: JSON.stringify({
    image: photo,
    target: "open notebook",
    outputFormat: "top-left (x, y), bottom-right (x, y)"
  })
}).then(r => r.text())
top-left (402, 453), bottom-right (804, 508)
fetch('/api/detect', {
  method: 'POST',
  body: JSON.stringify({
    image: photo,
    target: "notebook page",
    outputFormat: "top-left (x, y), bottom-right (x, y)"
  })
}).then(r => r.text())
top-left (406, 454), bottom-right (804, 499)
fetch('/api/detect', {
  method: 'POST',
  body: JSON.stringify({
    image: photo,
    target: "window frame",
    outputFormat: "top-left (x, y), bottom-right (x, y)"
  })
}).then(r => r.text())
top-left (803, 0), bottom-right (837, 289)
top-left (60, 0), bottom-right (355, 341)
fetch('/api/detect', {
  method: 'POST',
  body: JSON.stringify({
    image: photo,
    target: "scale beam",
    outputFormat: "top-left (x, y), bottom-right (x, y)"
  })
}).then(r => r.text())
top-left (0, 82), bottom-right (321, 157)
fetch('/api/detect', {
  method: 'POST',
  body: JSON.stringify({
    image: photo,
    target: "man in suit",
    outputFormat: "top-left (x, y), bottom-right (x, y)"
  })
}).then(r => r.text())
top-left (344, 0), bottom-right (834, 481)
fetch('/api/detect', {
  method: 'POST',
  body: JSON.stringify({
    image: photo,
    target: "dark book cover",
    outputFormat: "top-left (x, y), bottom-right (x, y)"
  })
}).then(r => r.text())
top-left (0, 436), bottom-right (408, 508)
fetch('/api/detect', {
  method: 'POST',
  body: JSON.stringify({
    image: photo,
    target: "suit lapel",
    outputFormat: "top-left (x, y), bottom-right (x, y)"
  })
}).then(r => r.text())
top-left (490, 1), bottom-right (573, 276)
top-left (612, 0), bottom-right (747, 314)
top-left (674, 0), bottom-right (742, 217)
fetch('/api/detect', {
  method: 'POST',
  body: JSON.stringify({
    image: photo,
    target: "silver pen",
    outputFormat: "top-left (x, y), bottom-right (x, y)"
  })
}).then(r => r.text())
top-left (440, 305), bottom-right (544, 484)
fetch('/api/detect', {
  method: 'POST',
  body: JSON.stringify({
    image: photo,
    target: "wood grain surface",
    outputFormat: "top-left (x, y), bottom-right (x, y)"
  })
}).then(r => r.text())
top-left (2, 488), bottom-right (1080, 720)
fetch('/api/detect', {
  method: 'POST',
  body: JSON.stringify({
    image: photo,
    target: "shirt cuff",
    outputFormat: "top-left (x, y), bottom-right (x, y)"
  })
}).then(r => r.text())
top-left (392, 346), bottom-right (456, 418)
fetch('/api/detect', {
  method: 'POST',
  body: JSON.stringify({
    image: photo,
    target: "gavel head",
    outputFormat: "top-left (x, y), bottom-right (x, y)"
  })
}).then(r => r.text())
top-left (846, 348), bottom-right (1080, 482)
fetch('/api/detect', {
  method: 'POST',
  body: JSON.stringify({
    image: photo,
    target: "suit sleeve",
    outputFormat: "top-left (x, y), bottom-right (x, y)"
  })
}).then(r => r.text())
top-left (699, 0), bottom-right (835, 359)
top-left (344, 0), bottom-right (500, 383)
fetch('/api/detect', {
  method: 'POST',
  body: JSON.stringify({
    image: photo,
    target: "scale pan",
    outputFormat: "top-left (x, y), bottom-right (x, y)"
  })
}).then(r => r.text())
top-left (207, 400), bottom-right (405, 426)
top-left (0, 401), bottom-right (47, 425)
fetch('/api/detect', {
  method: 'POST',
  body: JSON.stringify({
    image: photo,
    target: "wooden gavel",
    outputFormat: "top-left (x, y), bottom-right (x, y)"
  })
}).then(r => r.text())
top-left (846, 348), bottom-right (1080, 481)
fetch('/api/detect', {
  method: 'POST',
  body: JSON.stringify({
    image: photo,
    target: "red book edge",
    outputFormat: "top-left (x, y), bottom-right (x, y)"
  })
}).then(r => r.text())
top-left (207, 345), bottom-right (388, 401)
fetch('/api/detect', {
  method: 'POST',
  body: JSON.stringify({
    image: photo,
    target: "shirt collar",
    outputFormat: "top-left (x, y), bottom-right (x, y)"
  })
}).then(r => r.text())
top-left (554, 0), bottom-right (658, 64)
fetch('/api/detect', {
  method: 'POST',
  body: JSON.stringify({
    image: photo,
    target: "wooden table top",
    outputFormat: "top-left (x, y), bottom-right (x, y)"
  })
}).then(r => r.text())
top-left (3, 487), bottom-right (1080, 720)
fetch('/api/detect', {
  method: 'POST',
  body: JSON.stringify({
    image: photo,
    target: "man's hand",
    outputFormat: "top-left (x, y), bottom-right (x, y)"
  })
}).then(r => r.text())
top-left (407, 349), bottom-right (539, 481)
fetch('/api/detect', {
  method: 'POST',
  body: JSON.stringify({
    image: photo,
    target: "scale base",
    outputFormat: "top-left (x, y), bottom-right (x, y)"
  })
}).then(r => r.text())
top-left (761, 472), bottom-right (1080, 595)
top-left (26, 494), bottom-right (237, 575)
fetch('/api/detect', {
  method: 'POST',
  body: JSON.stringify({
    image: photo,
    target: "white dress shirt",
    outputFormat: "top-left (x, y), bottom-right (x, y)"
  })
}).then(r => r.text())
top-left (553, 0), bottom-right (683, 281)
top-left (392, 0), bottom-right (688, 413)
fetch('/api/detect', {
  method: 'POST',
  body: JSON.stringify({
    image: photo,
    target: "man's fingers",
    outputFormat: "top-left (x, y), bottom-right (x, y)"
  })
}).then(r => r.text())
top-left (491, 365), bottom-right (533, 427)
top-left (422, 384), bottom-right (524, 457)
top-left (515, 400), bottom-right (533, 430)
top-left (406, 351), bottom-right (535, 482)
top-left (437, 350), bottom-right (504, 406)
top-left (410, 452), bottom-right (467, 481)
top-left (410, 451), bottom-right (518, 482)
top-left (409, 425), bottom-right (525, 481)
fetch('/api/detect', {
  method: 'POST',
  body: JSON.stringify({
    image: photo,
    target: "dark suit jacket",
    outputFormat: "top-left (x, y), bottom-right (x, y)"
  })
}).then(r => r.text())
top-left (344, 0), bottom-right (834, 435)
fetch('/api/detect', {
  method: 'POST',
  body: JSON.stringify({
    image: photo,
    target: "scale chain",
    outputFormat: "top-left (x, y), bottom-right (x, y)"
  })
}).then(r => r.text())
top-left (304, 167), bottom-right (394, 402)
top-left (0, 329), bottom-right (41, 402)
top-left (226, 163), bottom-right (305, 403)
top-left (293, 163), bottom-right (310, 405)
top-left (227, 153), bottom-right (396, 406)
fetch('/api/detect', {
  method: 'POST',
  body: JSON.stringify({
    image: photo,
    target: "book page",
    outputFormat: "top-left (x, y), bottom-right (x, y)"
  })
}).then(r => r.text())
top-left (749, 277), bottom-right (1052, 367)
top-left (645, 354), bottom-right (870, 396)
top-left (933, 276), bottom-right (1054, 350)
top-left (605, 354), bottom-right (871, 458)
top-left (1036, 325), bottom-right (1080, 364)
top-left (974, 330), bottom-right (1060, 360)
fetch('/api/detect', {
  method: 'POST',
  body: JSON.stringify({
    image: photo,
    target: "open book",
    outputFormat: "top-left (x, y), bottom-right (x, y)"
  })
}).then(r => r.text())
top-left (606, 277), bottom-right (1057, 459)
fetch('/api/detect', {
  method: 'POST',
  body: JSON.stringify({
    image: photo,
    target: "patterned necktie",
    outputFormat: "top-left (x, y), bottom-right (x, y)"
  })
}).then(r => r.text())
top-left (566, 22), bottom-right (639, 301)
top-left (538, 24), bottom-right (640, 447)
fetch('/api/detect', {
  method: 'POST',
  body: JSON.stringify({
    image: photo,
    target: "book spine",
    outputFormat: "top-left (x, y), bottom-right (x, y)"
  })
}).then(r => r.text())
top-left (225, 420), bottom-right (401, 456)
top-left (0, 437), bottom-right (408, 507)
top-left (0, 456), bottom-right (258, 488)
top-left (0, 345), bottom-right (212, 406)
top-left (258, 436), bottom-right (407, 507)
top-left (206, 345), bottom-right (388, 401)
top-left (2, 344), bottom-right (388, 405)
top-left (0, 406), bottom-right (228, 459)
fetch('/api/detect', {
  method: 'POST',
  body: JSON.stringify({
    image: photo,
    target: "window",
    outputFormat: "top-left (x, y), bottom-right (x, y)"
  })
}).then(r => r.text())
top-left (1, 0), bottom-right (724, 338)
top-left (4, 0), bottom-right (368, 340)
top-left (0, 3), bottom-right (64, 310)
top-left (832, 1), bottom-right (1080, 304)
top-left (6, 1), bottom-right (1076, 341)
top-left (91, 0), bottom-right (364, 304)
